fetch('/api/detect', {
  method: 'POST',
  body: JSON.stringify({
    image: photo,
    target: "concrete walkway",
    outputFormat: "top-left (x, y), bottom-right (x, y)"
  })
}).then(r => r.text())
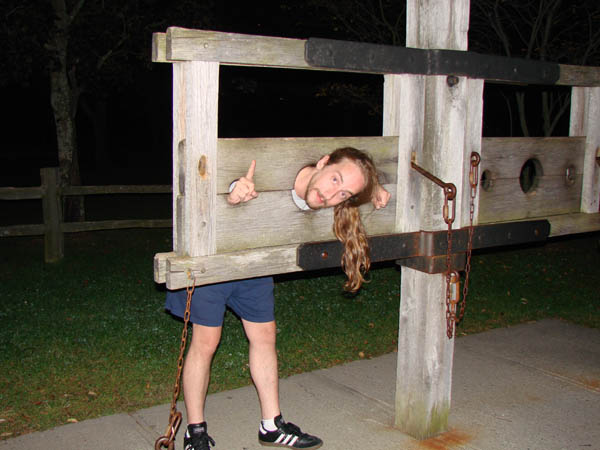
top-left (2, 319), bottom-right (599, 450)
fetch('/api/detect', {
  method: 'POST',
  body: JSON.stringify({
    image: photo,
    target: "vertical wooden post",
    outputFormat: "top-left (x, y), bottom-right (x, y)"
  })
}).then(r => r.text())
top-left (384, 0), bottom-right (483, 439)
top-left (40, 167), bottom-right (64, 263)
top-left (570, 87), bottom-right (600, 213)
top-left (172, 62), bottom-right (185, 254)
top-left (171, 61), bottom-right (219, 264)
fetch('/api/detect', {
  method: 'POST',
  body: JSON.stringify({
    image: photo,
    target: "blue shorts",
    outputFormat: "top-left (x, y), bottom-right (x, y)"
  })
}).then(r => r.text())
top-left (164, 277), bottom-right (275, 327)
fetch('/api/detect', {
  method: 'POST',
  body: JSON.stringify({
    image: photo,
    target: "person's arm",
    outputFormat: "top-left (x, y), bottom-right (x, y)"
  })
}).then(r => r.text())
top-left (227, 160), bottom-right (258, 205)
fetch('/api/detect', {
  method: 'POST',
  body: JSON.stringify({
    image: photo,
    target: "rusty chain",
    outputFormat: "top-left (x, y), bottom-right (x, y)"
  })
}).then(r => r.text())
top-left (443, 183), bottom-right (459, 339)
top-left (445, 152), bottom-right (481, 338)
top-left (155, 272), bottom-right (195, 450)
top-left (413, 154), bottom-right (481, 338)
top-left (459, 152), bottom-right (481, 324)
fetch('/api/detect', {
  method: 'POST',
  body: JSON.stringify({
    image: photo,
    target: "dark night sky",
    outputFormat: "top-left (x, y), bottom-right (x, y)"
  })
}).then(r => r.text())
top-left (1, 33), bottom-right (384, 188)
top-left (0, 1), bottom-right (578, 189)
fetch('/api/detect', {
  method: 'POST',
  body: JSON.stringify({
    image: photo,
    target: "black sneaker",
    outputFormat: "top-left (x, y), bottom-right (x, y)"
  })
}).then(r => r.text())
top-left (258, 415), bottom-right (323, 449)
top-left (183, 423), bottom-right (215, 450)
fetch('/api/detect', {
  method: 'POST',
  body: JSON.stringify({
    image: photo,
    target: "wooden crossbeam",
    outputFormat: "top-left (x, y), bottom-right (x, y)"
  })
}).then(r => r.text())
top-left (154, 210), bottom-right (600, 289)
top-left (152, 29), bottom-right (600, 87)
top-left (215, 185), bottom-right (396, 253)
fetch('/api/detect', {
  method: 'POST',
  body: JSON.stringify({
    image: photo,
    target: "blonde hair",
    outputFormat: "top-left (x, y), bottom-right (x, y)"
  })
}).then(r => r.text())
top-left (326, 147), bottom-right (378, 293)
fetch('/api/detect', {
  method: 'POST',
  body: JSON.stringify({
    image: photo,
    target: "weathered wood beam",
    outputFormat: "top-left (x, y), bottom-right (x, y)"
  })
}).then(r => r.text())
top-left (0, 224), bottom-right (45, 237)
top-left (172, 63), bottom-right (185, 253)
top-left (384, 0), bottom-right (480, 440)
top-left (173, 61), bottom-right (219, 258)
top-left (570, 87), bottom-right (600, 213)
top-left (153, 30), bottom-right (600, 87)
top-left (164, 244), bottom-right (300, 289)
top-left (152, 32), bottom-right (167, 63)
top-left (164, 28), bottom-right (308, 69)
top-left (41, 167), bottom-right (63, 263)
top-left (547, 212), bottom-right (600, 236)
top-left (559, 65), bottom-right (600, 88)
top-left (0, 187), bottom-right (43, 200)
top-left (61, 219), bottom-right (172, 233)
top-left (155, 211), bottom-right (600, 288)
top-left (214, 185), bottom-right (396, 253)
top-left (62, 185), bottom-right (171, 195)
top-left (478, 137), bottom-right (586, 223)
top-left (216, 136), bottom-right (398, 194)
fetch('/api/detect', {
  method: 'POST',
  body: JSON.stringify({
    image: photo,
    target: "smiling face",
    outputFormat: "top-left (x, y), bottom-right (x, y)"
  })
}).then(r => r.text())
top-left (304, 156), bottom-right (367, 210)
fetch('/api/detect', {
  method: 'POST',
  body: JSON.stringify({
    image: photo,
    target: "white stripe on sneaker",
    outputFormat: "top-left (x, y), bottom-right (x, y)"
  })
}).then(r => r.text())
top-left (274, 433), bottom-right (299, 446)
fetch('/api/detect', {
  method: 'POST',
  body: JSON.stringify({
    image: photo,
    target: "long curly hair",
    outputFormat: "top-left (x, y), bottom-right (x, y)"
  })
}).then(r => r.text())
top-left (327, 147), bottom-right (379, 293)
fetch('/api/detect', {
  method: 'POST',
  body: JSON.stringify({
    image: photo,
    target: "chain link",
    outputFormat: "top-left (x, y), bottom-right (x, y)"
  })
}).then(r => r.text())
top-left (445, 152), bottom-right (480, 338)
top-left (155, 272), bottom-right (195, 450)
top-left (458, 152), bottom-right (480, 324)
top-left (444, 184), bottom-right (458, 338)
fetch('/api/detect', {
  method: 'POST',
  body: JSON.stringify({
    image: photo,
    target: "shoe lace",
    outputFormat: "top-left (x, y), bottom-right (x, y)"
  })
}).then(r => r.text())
top-left (189, 432), bottom-right (216, 450)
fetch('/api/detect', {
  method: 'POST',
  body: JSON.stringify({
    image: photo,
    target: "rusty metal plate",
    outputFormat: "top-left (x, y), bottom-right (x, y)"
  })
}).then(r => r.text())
top-left (296, 220), bottom-right (550, 271)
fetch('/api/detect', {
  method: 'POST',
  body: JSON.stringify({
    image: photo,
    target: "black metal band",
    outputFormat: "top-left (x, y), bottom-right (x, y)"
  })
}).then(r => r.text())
top-left (305, 38), bottom-right (560, 85)
top-left (296, 220), bottom-right (550, 273)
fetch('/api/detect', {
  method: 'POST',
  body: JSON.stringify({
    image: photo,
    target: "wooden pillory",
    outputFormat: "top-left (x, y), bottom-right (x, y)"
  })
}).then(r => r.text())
top-left (152, 0), bottom-right (600, 440)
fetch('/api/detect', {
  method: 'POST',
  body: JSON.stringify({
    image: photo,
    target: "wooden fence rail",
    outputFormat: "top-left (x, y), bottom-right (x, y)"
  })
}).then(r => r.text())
top-left (0, 167), bottom-right (172, 262)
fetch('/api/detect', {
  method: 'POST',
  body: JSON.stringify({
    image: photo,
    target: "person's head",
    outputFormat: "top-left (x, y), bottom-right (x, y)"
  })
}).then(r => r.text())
top-left (300, 147), bottom-right (380, 293)
top-left (304, 147), bottom-right (378, 210)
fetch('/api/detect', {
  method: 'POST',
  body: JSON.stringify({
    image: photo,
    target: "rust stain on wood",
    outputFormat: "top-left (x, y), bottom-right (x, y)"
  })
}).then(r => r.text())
top-left (198, 155), bottom-right (208, 179)
top-left (416, 429), bottom-right (472, 450)
top-left (578, 376), bottom-right (600, 392)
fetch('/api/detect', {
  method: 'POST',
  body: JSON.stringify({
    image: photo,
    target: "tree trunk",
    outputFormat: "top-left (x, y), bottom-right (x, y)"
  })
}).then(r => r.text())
top-left (48, 0), bottom-right (84, 221)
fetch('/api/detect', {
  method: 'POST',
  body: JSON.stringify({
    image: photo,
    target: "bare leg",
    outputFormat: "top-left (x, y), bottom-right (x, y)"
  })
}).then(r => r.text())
top-left (182, 323), bottom-right (222, 424)
top-left (242, 319), bottom-right (280, 419)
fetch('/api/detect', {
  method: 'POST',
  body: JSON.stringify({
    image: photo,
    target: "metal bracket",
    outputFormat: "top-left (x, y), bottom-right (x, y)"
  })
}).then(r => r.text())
top-left (305, 38), bottom-right (560, 85)
top-left (296, 220), bottom-right (550, 274)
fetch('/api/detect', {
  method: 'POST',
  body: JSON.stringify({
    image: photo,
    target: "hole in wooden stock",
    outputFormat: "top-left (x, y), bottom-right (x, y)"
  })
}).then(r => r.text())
top-left (480, 169), bottom-right (492, 191)
top-left (519, 158), bottom-right (543, 194)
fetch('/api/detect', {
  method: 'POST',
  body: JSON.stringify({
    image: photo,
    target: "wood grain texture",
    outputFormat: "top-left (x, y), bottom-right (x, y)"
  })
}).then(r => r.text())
top-left (165, 245), bottom-right (299, 289)
top-left (153, 29), bottom-right (600, 88)
top-left (216, 136), bottom-right (398, 194)
top-left (152, 33), bottom-right (167, 63)
top-left (166, 27), bottom-right (307, 69)
top-left (179, 61), bottom-right (219, 257)
top-left (393, 0), bottom-right (476, 440)
top-left (570, 87), bottom-right (600, 213)
top-left (383, 73), bottom-right (425, 233)
top-left (559, 64), bottom-right (600, 87)
top-left (547, 212), bottom-right (600, 236)
top-left (214, 185), bottom-right (396, 253)
top-left (478, 137), bottom-right (585, 223)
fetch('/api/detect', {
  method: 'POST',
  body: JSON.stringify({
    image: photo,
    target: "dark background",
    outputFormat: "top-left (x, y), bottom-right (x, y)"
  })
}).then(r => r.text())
top-left (1, 1), bottom-right (596, 190)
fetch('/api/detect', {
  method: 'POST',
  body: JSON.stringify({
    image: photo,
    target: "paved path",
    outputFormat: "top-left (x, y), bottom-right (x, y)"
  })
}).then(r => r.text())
top-left (2, 319), bottom-right (599, 450)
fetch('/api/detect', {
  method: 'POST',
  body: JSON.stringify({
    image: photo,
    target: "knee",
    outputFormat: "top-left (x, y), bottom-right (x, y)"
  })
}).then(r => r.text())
top-left (248, 323), bottom-right (277, 348)
top-left (188, 338), bottom-right (219, 360)
top-left (188, 327), bottom-right (221, 358)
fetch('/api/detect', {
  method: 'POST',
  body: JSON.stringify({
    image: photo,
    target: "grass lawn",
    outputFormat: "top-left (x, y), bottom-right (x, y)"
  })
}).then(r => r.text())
top-left (0, 228), bottom-right (598, 439)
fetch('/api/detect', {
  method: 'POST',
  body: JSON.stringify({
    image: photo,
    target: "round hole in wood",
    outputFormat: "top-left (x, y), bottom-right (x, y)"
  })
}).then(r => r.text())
top-left (519, 158), bottom-right (543, 194)
top-left (480, 169), bottom-right (492, 191)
